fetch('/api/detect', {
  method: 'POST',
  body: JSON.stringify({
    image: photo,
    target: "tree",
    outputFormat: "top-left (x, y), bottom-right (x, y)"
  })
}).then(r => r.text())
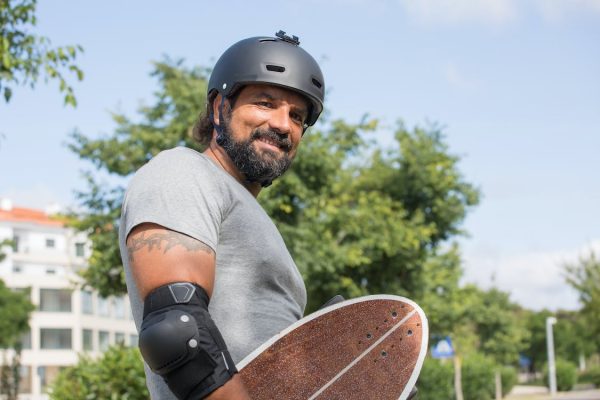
top-left (523, 309), bottom-right (597, 372)
top-left (67, 59), bottom-right (485, 398)
top-left (68, 60), bottom-right (480, 313)
top-left (0, 238), bottom-right (12, 262)
top-left (0, 281), bottom-right (34, 399)
top-left (564, 252), bottom-right (600, 349)
top-left (49, 345), bottom-right (149, 399)
top-left (1, 0), bottom-right (83, 105)
top-left (68, 59), bottom-right (207, 296)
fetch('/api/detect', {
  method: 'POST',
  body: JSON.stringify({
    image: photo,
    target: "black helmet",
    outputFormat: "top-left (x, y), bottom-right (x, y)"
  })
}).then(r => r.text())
top-left (208, 31), bottom-right (325, 127)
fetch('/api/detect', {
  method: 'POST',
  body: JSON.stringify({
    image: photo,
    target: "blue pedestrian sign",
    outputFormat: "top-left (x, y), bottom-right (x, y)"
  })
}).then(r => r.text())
top-left (431, 336), bottom-right (455, 359)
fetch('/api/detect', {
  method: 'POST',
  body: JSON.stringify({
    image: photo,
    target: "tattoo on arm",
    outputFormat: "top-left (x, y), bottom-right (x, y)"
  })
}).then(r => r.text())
top-left (127, 230), bottom-right (214, 262)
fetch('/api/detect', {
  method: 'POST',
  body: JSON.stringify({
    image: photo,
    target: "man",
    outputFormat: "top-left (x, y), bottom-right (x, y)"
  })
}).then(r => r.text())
top-left (119, 31), bottom-right (325, 399)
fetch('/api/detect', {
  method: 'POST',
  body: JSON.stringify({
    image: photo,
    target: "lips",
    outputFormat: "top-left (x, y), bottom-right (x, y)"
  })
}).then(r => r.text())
top-left (253, 132), bottom-right (291, 152)
top-left (258, 137), bottom-right (283, 149)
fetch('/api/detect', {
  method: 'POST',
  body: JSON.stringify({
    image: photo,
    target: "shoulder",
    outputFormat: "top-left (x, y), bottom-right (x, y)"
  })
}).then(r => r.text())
top-left (129, 147), bottom-right (224, 189)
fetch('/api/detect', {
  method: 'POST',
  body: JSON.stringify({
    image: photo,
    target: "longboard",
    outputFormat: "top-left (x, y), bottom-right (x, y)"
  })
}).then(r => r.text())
top-left (237, 295), bottom-right (428, 400)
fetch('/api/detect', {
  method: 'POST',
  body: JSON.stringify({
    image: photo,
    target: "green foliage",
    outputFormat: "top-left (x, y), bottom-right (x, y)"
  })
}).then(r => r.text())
top-left (0, 345), bottom-right (22, 400)
top-left (462, 353), bottom-right (495, 400)
top-left (579, 365), bottom-right (600, 386)
top-left (68, 60), bottom-right (207, 296)
top-left (523, 309), bottom-right (596, 372)
top-left (418, 355), bottom-right (517, 400)
top-left (0, 0), bottom-right (83, 105)
top-left (564, 253), bottom-right (600, 350)
top-left (543, 359), bottom-right (578, 391)
top-left (261, 121), bottom-right (480, 311)
top-left (417, 357), bottom-right (454, 400)
top-left (68, 60), bottom-right (480, 314)
top-left (0, 280), bottom-right (33, 348)
top-left (500, 365), bottom-right (518, 396)
top-left (0, 238), bottom-right (12, 262)
top-left (48, 345), bottom-right (149, 400)
top-left (437, 285), bottom-right (528, 367)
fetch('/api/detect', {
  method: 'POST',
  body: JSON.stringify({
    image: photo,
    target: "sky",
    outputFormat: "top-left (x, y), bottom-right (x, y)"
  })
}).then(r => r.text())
top-left (1, 0), bottom-right (599, 312)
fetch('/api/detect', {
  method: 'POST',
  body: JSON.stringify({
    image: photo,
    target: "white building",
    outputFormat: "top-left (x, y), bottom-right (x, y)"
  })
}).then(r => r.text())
top-left (0, 199), bottom-right (137, 399)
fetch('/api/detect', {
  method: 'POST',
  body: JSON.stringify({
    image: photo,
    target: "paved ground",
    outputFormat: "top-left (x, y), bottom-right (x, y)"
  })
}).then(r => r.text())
top-left (506, 385), bottom-right (600, 400)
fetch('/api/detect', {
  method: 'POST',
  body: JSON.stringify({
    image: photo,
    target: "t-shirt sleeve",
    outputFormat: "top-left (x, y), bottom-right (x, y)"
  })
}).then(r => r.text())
top-left (121, 149), bottom-right (225, 252)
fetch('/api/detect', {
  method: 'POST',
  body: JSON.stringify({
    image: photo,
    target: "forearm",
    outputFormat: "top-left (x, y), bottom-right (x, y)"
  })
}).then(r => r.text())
top-left (205, 375), bottom-right (251, 400)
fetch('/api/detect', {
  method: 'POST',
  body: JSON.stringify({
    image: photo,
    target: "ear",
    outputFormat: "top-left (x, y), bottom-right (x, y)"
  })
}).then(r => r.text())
top-left (212, 93), bottom-right (223, 126)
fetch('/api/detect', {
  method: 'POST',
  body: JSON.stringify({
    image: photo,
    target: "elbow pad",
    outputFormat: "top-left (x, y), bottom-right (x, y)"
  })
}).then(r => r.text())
top-left (139, 282), bottom-right (237, 399)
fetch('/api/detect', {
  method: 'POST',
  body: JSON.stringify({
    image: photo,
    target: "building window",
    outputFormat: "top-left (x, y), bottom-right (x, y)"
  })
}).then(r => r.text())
top-left (129, 334), bottom-right (139, 347)
top-left (18, 365), bottom-right (32, 394)
top-left (81, 291), bottom-right (94, 315)
top-left (113, 297), bottom-right (126, 319)
top-left (19, 330), bottom-right (32, 350)
top-left (82, 329), bottom-right (94, 351)
top-left (45, 267), bottom-right (56, 275)
top-left (40, 328), bottom-right (72, 349)
top-left (12, 235), bottom-right (19, 252)
top-left (75, 242), bottom-right (85, 257)
top-left (98, 331), bottom-right (110, 352)
top-left (45, 238), bottom-right (55, 248)
top-left (39, 289), bottom-right (72, 312)
top-left (97, 296), bottom-right (110, 317)
top-left (38, 365), bottom-right (64, 391)
top-left (115, 332), bottom-right (125, 345)
top-left (12, 264), bottom-right (23, 273)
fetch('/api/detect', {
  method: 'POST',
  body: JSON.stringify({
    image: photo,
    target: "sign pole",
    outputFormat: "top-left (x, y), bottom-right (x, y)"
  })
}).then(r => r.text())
top-left (546, 317), bottom-right (557, 396)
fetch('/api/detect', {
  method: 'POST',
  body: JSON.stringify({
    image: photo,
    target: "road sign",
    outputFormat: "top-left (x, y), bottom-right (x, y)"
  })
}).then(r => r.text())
top-left (431, 336), bottom-right (454, 359)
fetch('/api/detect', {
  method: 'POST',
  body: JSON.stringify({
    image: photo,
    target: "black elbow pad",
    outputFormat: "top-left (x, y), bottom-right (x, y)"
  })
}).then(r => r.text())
top-left (139, 282), bottom-right (237, 399)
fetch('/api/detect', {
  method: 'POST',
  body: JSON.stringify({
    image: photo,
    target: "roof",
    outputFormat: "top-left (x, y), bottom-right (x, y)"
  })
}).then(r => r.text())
top-left (0, 206), bottom-right (65, 227)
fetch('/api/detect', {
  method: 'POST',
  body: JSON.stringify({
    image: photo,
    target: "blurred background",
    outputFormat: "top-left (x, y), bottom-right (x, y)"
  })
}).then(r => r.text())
top-left (1, 1), bottom-right (599, 399)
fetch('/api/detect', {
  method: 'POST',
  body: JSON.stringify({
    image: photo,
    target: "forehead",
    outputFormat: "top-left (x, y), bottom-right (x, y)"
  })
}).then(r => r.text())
top-left (237, 84), bottom-right (309, 110)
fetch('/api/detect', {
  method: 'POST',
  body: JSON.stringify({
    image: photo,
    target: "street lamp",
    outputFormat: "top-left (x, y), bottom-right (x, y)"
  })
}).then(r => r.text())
top-left (546, 316), bottom-right (557, 397)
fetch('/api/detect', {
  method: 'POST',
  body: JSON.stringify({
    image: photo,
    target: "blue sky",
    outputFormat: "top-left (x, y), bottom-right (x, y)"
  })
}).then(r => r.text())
top-left (1, 0), bottom-right (599, 311)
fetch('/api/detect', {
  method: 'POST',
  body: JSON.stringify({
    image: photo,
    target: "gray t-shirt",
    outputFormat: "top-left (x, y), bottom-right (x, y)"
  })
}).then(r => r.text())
top-left (119, 146), bottom-right (307, 399)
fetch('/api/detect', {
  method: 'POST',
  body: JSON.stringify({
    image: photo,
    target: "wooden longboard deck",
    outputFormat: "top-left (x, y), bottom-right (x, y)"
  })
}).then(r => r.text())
top-left (237, 295), bottom-right (428, 400)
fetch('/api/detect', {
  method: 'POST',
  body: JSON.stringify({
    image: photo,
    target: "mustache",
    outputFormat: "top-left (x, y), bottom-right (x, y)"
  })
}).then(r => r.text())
top-left (250, 129), bottom-right (292, 152)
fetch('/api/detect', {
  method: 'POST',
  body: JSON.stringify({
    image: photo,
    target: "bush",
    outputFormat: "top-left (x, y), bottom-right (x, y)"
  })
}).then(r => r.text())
top-left (500, 365), bottom-right (518, 396)
top-left (543, 359), bottom-right (578, 391)
top-left (48, 345), bottom-right (148, 400)
top-left (579, 365), bottom-right (600, 386)
top-left (462, 353), bottom-right (495, 400)
top-left (417, 357), bottom-right (454, 400)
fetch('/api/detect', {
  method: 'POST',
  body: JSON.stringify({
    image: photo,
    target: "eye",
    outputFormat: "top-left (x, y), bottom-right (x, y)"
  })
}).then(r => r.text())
top-left (290, 112), bottom-right (305, 125)
top-left (256, 101), bottom-right (273, 108)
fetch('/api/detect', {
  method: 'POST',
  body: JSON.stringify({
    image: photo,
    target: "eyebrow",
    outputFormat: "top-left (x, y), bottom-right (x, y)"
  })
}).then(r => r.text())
top-left (252, 91), bottom-right (308, 116)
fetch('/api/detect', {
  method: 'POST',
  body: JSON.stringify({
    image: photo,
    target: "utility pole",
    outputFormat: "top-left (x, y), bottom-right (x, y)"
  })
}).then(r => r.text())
top-left (546, 317), bottom-right (557, 397)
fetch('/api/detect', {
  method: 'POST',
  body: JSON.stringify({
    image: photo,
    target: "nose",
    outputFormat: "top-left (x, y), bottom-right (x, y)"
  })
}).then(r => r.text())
top-left (268, 106), bottom-right (292, 135)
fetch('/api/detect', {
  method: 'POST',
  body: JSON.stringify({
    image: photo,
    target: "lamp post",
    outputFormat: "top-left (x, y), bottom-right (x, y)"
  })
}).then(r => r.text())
top-left (546, 316), bottom-right (557, 397)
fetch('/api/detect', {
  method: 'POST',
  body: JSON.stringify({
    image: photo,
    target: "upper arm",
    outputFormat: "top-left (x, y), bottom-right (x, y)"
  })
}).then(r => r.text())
top-left (126, 222), bottom-right (216, 300)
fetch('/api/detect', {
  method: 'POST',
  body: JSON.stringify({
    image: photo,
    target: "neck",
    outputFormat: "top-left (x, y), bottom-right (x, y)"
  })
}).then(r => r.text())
top-left (203, 139), bottom-right (262, 197)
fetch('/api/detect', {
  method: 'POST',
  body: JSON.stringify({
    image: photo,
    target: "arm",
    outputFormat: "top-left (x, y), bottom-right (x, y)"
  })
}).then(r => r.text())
top-left (127, 222), bottom-right (251, 400)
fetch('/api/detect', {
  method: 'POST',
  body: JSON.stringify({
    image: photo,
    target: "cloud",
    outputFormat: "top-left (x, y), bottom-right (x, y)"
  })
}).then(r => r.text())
top-left (462, 240), bottom-right (600, 311)
top-left (534, 0), bottom-right (600, 22)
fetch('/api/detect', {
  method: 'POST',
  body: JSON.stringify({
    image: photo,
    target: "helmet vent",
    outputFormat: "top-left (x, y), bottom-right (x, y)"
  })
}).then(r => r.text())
top-left (259, 39), bottom-right (277, 43)
top-left (266, 64), bottom-right (286, 73)
top-left (312, 78), bottom-right (322, 89)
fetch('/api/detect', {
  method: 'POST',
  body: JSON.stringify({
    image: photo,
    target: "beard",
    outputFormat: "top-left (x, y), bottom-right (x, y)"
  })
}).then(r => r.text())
top-left (217, 116), bottom-right (294, 187)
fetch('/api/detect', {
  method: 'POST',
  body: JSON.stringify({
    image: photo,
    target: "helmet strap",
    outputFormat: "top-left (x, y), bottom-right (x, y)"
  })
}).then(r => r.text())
top-left (210, 95), bottom-right (227, 146)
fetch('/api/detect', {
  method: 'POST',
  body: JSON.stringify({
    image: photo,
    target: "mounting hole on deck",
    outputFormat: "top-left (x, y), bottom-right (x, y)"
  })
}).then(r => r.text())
top-left (391, 311), bottom-right (398, 318)
top-left (407, 329), bottom-right (413, 336)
